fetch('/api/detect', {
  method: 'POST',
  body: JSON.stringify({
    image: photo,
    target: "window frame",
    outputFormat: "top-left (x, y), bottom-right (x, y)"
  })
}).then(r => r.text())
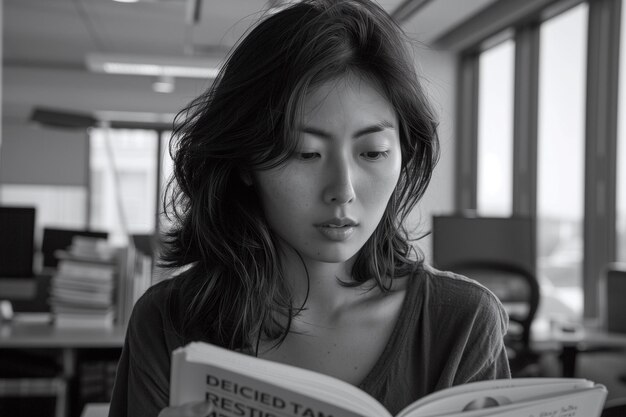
top-left (86, 122), bottom-right (171, 240)
top-left (442, 0), bottom-right (622, 319)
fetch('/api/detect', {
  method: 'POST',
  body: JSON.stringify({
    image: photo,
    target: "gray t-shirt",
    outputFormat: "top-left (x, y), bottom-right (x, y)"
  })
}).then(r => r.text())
top-left (108, 264), bottom-right (510, 417)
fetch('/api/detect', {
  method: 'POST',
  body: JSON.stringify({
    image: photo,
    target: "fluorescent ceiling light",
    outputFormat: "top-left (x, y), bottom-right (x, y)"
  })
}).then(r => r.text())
top-left (94, 110), bottom-right (176, 124)
top-left (86, 53), bottom-right (222, 79)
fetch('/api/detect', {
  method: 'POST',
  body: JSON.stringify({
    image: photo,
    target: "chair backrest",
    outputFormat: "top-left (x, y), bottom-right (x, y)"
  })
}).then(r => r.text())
top-left (432, 215), bottom-right (540, 349)
top-left (603, 263), bottom-right (626, 334)
top-left (447, 260), bottom-right (540, 349)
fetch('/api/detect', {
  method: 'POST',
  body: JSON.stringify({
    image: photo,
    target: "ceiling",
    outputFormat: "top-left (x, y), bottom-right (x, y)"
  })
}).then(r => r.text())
top-left (1, 0), bottom-right (497, 126)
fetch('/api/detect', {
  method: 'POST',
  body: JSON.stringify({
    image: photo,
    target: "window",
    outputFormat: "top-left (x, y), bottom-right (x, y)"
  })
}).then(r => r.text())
top-left (536, 3), bottom-right (588, 318)
top-left (89, 128), bottom-right (158, 246)
top-left (0, 184), bottom-right (87, 247)
top-left (455, 0), bottom-right (626, 319)
top-left (617, 0), bottom-right (626, 263)
top-left (477, 39), bottom-right (515, 217)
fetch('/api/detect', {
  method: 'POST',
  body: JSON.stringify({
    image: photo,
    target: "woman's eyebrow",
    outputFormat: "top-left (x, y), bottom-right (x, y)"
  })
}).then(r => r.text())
top-left (299, 120), bottom-right (395, 139)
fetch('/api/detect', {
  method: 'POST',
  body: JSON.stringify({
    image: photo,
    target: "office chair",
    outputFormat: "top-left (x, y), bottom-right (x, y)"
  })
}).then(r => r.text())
top-left (602, 263), bottom-right (626, 385)
top-left (447, 260), bottom-right (541, 377)
top-left (431, 215), bottom-right (542, 376)
top-left (603, 263), bottom-right (626, 334)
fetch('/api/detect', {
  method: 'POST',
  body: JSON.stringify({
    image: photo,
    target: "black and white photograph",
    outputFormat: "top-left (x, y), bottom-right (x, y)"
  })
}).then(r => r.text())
top-left (1, 1), bottom-right (625, 416)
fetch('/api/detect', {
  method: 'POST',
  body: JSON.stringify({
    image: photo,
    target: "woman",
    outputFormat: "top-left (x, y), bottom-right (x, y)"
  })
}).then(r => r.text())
top-left (109, 1), bottom-right (510, 416)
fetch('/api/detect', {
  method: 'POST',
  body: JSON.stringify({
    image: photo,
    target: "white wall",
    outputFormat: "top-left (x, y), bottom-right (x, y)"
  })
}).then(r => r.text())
top-left (0, 122), bottom-right (88, 186)
top-left (408, 46), bottom-right (457, 263)
top-left (2, 66), bottom-right (208, 121)
top-left (0, 65), bottom-right (207, 186)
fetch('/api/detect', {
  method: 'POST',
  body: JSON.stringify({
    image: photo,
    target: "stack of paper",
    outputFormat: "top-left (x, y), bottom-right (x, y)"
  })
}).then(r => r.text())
top-left (49, 236), bottom-right (117, 328)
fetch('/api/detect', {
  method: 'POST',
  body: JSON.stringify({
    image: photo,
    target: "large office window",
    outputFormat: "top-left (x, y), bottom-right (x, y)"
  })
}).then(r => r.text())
top-left (456, 0), bottom-right (625, 318)
top-left (617, 0), bottom-right (626, 263)
top-left (0, 185), bottom-right (87, 239)
top-left (477, 38), bottom-right (515, 217)
top-left (89, 128), bottom-right (158, 246)
top-left (536, 4), bottom-right (588, 317)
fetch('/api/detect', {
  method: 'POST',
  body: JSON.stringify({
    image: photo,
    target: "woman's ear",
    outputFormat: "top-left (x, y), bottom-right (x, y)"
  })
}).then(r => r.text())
top-left (240, 170), bottom-right (253, 186)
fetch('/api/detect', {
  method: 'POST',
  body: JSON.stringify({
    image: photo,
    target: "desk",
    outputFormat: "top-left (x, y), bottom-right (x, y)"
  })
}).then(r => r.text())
top-left (80, 403), bottom-right (109, 417)
top-left (0, 323), bottom-right (125, 417)
top-left (0, 323), bottom-right (125, 377)
top-left (0, 323), bottom-right (125, 348)
top-left (531, 319), bottom-right (626, 377)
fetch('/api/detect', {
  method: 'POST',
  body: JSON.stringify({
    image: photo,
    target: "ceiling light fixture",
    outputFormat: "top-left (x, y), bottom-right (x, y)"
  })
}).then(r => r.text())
top-left (94, 110), bottom-right (176, 124)
top-left (86, 53), bottom-right (222, 79)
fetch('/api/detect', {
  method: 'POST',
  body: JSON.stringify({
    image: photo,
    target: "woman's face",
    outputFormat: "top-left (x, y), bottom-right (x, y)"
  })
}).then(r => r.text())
top-left (252, 73), bottom-right (402, 265)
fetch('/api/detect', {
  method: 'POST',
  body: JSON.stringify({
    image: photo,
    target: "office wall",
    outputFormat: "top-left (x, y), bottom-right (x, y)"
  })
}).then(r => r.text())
top-left (2, 66), bottom-right (208, 122)
top-left (0, 123), bottom-right (87, 186)
top-left (408, 47), bottom-right (457, 262)
top-left (0, 64), bottom-right (209, 184)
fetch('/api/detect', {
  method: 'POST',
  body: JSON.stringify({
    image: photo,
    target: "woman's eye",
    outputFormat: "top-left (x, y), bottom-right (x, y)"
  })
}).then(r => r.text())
top-left (297, 152), bottom-right (320, 160)
top-left (361, 151), bottom-right (389, 161)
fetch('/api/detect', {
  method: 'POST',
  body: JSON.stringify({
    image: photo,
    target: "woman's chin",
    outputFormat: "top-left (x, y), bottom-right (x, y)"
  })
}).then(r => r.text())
top-left (302, 246), bottom-right (361, 265)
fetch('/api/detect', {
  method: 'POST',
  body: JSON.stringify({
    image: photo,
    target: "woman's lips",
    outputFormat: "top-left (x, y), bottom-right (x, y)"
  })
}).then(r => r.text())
top-left (316, 224), bottom-right (356, 241)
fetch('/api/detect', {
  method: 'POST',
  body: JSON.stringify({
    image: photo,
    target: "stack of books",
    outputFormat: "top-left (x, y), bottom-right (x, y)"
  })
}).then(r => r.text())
top-left (49, 236), bottom-right (118, 328)
top-left (116, 235), bottom-right (154, 327)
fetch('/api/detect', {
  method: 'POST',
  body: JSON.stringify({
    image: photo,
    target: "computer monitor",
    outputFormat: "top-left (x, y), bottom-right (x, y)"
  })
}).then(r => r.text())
top-left (131, 234), bottom-right (155, 257)
top-left (41, 227), bottom-right (109, 268)
top-left (432, 215), bottom-right (536, 274)
top-left (0, 206), bottom-right (36, 278)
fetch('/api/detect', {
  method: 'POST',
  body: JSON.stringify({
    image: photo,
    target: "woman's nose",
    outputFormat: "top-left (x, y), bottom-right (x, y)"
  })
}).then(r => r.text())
top-left (323, 159), bottom-right (355, 205)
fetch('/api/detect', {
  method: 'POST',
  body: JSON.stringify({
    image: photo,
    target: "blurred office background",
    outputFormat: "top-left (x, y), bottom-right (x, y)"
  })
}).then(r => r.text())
top-left (1, 0), bottom-right (626, 416)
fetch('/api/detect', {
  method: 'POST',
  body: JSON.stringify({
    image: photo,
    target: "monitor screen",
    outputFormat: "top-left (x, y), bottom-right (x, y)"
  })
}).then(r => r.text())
top-left (432, 215), bottom-right (536, 273)
top-left (131, 234), bottom-right (156, 257)
top-left (41, 227), bottom-right (109, 268)
top-left (0, 206), bottom-right (36, 278)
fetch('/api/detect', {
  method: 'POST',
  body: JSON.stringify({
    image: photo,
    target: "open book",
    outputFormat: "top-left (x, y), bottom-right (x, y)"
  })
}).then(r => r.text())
top-left (170, 342), bottom-right (607, 417)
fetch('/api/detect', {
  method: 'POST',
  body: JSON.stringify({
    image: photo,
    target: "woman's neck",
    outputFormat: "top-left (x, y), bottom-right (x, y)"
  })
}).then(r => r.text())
top-left (278, 246), bottom-right (378, 321)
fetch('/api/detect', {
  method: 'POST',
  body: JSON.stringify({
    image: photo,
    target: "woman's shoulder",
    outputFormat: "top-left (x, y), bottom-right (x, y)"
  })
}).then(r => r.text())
top-left (417, 263), bottom-right (501, 300)
top-left (133, 278), bottom-right (178, 316)
top-left (414, 264), bottom-right (508, 329)
top-left (124, 277), bottom-right (188, 366)
top-left (128, 277), bottom-right (183, 340)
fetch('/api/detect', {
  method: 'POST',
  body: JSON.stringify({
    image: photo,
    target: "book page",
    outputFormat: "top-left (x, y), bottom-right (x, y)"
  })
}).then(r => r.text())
top-left (171, 346), bottom-right (391, 417)
top-left (404, 385), bottom-right (606, 417)
top-left (398, 378), bottom-right (594, 417)
top-left (180, 343), bottom-right (391, 414)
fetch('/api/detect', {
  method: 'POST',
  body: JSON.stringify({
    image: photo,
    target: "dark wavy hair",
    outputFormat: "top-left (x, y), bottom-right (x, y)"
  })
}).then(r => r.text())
top-left (161, 0), bottom-right (440, 351)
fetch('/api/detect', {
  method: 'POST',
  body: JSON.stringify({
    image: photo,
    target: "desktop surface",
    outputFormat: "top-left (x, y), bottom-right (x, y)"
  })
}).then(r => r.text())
top-left (81, 403), bottom-right (110, 417)
top-left (0, 322), bottom-right (125, 348)
top-left (532, 317), bottom-right (626, 347)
